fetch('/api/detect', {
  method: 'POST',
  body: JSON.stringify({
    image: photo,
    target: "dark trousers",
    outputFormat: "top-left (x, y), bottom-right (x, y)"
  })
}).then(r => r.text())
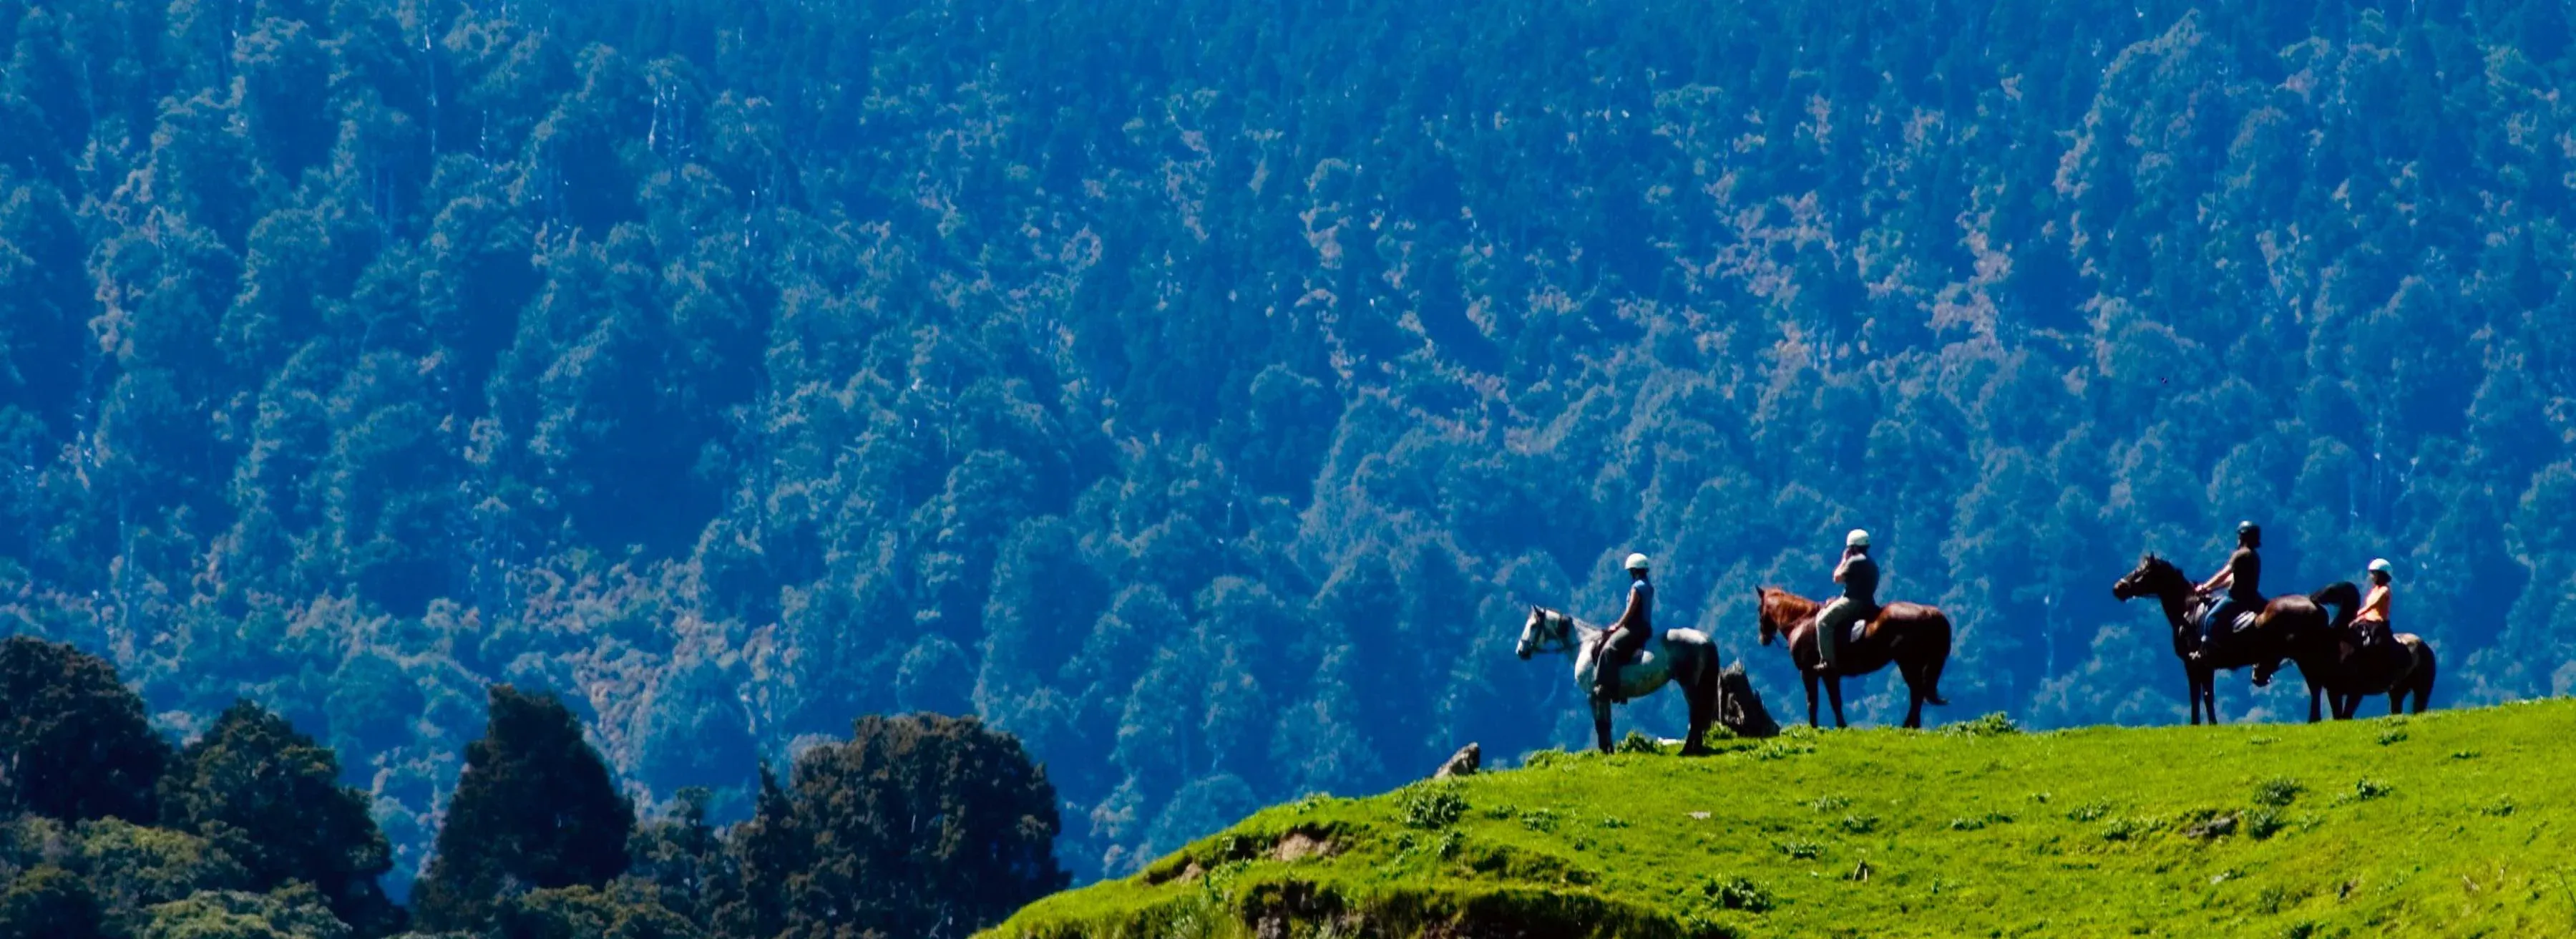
top-left (1596, 627), bottom-right (1646, 701)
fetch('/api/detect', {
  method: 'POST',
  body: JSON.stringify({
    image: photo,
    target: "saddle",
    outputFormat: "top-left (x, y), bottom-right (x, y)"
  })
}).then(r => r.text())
top-left (1589, 631), bottom-right (1658, 671)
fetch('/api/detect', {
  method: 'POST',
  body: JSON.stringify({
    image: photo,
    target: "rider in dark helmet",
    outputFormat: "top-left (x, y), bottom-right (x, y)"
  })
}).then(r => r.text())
top-left (2190, 521), bottom-right (2263, 663)
top-left (1594, 553), bottom-right (1653, 703)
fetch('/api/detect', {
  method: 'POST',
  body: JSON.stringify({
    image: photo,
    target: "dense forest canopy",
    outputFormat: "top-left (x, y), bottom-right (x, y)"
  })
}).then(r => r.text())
top-left (5, 0), bottom-right (2575, 894)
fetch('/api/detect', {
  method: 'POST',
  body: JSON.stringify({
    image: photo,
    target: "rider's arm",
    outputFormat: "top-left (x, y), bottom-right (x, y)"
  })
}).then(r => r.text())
top-left (2198, 566), bottom-right (2233, 594)
top-left (1833, 550), bottom-right (1853, 585)
top-left (2361, 585), bottom-right (2391, 619)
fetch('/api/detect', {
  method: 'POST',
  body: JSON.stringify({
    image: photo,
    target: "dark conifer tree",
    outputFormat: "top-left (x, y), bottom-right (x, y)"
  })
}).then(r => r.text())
top-left (157, 700), bottom-right (401, 937)
top-left (411, 685), bottom-right (634, 933)
top-left (0, 638), bottom-right (167, 824)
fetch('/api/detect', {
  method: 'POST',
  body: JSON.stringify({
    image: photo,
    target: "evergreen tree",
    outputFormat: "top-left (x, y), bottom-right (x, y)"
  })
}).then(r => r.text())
top-left (155, 701), bottom-right (400, 937)
top-left (0, 638), bottom-right (167, 824)
top-left (726, 714), bottom-right (1065, 938)
top-left (411, 686), bottom-right (633, 933)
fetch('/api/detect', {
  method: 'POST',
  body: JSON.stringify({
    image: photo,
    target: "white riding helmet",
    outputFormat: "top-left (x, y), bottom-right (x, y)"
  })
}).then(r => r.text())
top-left (1624, 553), bottom-right (1652, 572)
top-left (1845, 529), bottom-right (1871, 548)
top-left (2367, 558), bottom-right (2393, 575)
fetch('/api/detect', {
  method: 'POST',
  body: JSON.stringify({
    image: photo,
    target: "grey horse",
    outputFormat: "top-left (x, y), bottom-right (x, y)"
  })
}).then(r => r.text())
top-left (1516, 605), bottom-right (1724, 754)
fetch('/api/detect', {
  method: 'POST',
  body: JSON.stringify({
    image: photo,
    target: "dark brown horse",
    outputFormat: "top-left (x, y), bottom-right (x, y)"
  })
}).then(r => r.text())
top-left (2110, 554), bottom-right (2347, 723)
top-left (2268, 582), bottom-right (2439, 719)
top-left (1755, 588), bottom-right (1951, 729)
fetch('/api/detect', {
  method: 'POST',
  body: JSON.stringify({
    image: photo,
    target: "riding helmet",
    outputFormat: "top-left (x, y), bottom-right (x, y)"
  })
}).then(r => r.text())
top-left (1845, 529), bottom-right (1870, 548)
top-left (1624, 553), bottom-right (1652, 572)
top-left (2368, 558), bottom-right (2393, 575)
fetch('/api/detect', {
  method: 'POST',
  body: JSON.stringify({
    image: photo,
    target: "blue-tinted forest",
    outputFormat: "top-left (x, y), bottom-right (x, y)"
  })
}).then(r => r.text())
top-left (4, 0), bottom-right (2575, 898)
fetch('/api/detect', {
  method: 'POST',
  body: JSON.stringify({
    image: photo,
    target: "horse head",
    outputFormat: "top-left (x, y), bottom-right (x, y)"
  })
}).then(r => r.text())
top-left (2112, 553), bottom-right (2182, 603)
top-left (1516, 605), bottom-right (1561, 659)
top-left (1756, 588), bottom-right (1786, 646)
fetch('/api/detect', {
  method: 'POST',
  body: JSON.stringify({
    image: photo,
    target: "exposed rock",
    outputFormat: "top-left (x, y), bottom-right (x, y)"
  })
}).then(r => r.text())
top-left (1719, 663), bottom-right (1782, 739)
top-left (2183, 812), bottom-right (2239, 840)
top-left (1433, 741), bottom-right (1480, 779)
top-left (1272, 830), bottom-right (1339, 862)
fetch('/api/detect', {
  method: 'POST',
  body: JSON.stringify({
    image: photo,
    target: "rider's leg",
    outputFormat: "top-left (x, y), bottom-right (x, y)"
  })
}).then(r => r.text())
top-left (1815, 599), bottom-right (1846, 673)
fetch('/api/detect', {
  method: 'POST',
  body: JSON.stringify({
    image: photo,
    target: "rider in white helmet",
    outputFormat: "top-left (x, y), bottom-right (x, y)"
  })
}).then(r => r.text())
top-left (1813, 530), bottom-right (1879, 673)
top-left (1594, 553), bottom-right (1654, 703)
top-left (2354, 558), bottom-right (2394, 649)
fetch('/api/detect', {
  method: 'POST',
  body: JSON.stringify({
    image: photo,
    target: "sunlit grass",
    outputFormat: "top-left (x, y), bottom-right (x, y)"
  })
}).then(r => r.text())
top-left (986, 701), bottom-right (2576, 938)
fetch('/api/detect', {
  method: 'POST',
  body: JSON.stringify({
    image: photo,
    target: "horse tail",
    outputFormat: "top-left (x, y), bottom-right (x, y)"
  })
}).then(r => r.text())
top-left (1909, 609), bottom-right (1952, 706)
top-left (2310, 581), bottom-right (2361, 630)
top-left (2408, 638), bottom-right (2437, 714)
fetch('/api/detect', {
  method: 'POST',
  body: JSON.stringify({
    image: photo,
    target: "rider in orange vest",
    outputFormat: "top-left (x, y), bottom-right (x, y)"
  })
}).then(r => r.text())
top-left (2354, 558), bottom-right (2394, 650)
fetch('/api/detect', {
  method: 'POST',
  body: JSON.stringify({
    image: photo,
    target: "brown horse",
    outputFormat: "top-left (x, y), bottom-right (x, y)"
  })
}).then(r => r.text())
top-left (2109, 554), bottom-right (2347, 724)
top-left (1754, 588), bottom-right (1951, 729)
top-left (2270, 582), bottom-right (2439, 719)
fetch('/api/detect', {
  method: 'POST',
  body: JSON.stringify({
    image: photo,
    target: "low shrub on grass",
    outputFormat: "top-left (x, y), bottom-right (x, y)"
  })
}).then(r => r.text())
top-left (1808, 794), bottom-right (1851, 813)
top-left (1701, 875), bottom-right (1775, 913)
top-left (1941, 712), bottom-right (2021, 736)
top-left (1520, 749), bottom-right (1578, 770)
top-left (1400, 784), bottom-right (1468, 829)
top-left (1837, 814), bottom-right (1880, 835)
top-left (1775, 840), bottom-right (1823, 860)
top-left (2339, 778), bottom-right (2394, 804)
top-left (2244, 807), bottom-right (2289, 840)
top-left (2480, 797), bottom-right (2515, 817)
top-left (2253, 777), bottom-right (2304, 807)
top-left (2100, 816), bottom-right (2153, 841)
top-left (1947, 812), bottom-right (2014, 832)
top-left (2067, 799), bottom-right (2112, 822)
top-left (1616, 731), bottom-right (1667, 754)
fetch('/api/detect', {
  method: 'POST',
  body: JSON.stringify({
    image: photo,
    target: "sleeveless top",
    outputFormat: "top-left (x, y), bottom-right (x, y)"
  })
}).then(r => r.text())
top-left (1626, 579), bottom-right (1654, 631)
top-left (2227, 548), bottom-right (2262, 605)
top-left (2358, 584), bottom-right (2391, 623)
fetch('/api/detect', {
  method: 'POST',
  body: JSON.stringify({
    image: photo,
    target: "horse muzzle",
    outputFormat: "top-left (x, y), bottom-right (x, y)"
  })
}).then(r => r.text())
top-left (1516, 645), bottom-right (1532, 661)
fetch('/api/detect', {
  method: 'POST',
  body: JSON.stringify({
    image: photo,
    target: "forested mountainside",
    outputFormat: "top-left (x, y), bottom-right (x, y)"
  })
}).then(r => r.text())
top-left (5, 0), bottom-right (2576, 893)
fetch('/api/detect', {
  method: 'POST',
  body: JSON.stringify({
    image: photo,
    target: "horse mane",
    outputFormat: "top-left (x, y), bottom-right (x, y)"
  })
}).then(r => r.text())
top-left (1758, 587), bottom-right (1821, 626)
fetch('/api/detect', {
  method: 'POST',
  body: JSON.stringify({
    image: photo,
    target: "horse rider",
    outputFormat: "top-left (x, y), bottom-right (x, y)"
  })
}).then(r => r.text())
top-left (2354, 558), bottom-right (2395, 649)
top-left (2190, 521), bottom-right (2263, 663)
top-left (1813, 529), bottom-right (1878, 673)
top-left (1594, 553), bottom-right (1654, 703)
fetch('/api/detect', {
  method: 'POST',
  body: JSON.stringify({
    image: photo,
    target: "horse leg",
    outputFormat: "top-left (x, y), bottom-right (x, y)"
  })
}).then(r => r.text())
top-left (2202, 670), bottom-right (2222, 724)
top-left (2183, 663), bottom-right (2203, 725)
top-left (1592, 699), bottom-right (1614, 754)
top-left (1682, 685), bottom-right (1709, 756)
top-left (1802, 672), bottom-right (1820, 728)
top-left (2306, 681), bottom-right (2323, 724)
top-left (1904, 690), bottom-right (1923, 729)
top-left (1825, 675), bottom-right (1848, 729)
top-left (2387, 691), bottom-right (2402, 717)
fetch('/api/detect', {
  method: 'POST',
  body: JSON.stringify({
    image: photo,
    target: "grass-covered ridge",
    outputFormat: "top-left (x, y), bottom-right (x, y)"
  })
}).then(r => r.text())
top-left (985, 701), bottom-right (2576, 938)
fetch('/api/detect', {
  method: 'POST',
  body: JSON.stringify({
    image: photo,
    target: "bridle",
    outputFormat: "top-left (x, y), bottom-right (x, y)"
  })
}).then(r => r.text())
top-left (1526, 608), bottom-right (1576, 656)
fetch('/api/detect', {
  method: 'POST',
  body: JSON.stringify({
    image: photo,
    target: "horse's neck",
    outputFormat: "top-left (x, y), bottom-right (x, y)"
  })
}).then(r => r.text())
top-left (2156, 587), bottom-right (2195, 633)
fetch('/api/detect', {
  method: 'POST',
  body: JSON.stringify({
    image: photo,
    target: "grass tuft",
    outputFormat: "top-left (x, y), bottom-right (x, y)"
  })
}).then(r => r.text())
top-left (1397, 783), bottom-right (1467, 829)
top-left (1940, 712), bottom-right (2022, 736)
top-left (1700, 875), bottom-right (1775, 913)
top-left (2253, 777), bottom-right (2304, 807)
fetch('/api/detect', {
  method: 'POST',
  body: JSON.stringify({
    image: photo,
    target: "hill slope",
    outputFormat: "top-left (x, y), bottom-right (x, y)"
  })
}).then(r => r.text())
top-left (985, 701), bottom-right (2575, 938)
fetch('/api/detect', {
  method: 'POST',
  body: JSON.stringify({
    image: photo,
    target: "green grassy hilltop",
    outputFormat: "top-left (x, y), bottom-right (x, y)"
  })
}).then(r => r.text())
top-left (985, 701), bottom-right (2576, 938)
